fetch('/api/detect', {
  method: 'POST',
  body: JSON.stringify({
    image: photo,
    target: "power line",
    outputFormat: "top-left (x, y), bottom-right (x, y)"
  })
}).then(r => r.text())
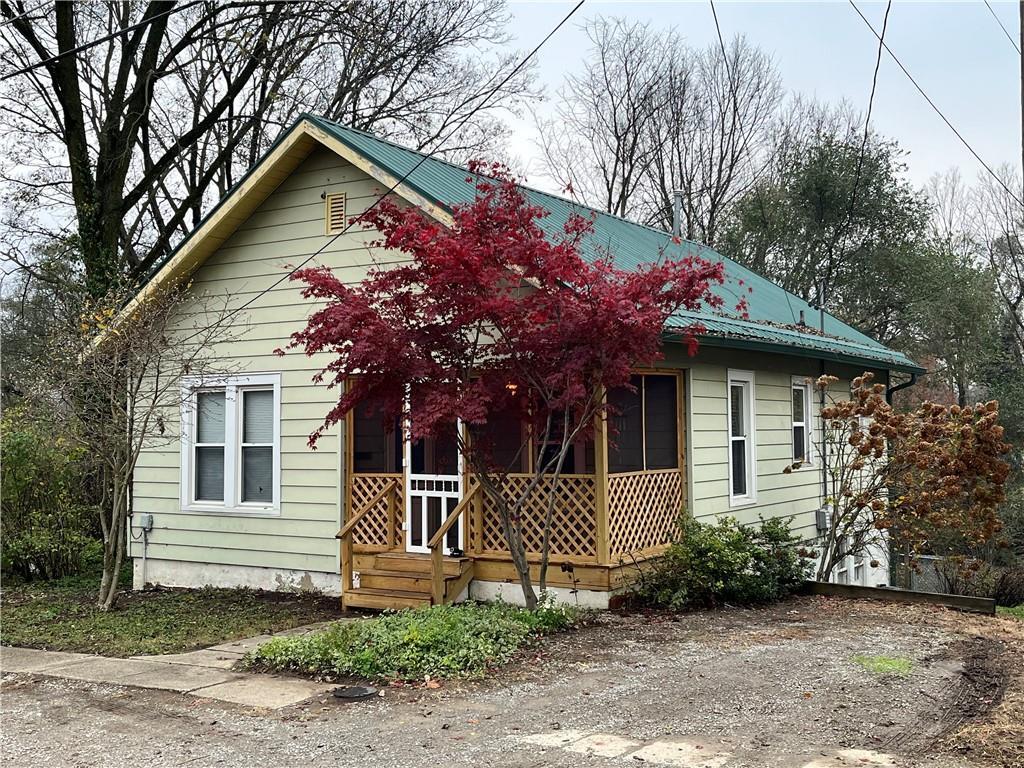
top-left (849, 0), bottom-right (1024, 208)
top-left (846, 0), bottom-right (891, 244)
top-left (983, 0), bottom-right (1021, 55)
top-left (177, 0), bottom-right (587, 342)
top-left (0, 0), bottom-right (205, 82)
top-left (709, 0), bottom-right (799, 325)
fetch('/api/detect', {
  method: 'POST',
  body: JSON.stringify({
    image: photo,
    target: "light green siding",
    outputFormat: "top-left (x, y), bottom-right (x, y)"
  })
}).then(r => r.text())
top-left (131, 146), bottom-right (405, 578)
top-left (659, 344), bottom-right (874, 540)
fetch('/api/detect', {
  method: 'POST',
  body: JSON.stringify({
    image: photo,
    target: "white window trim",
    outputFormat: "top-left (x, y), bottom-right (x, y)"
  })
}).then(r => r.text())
top-left (180, 373), bottom-right (282, 515)
top-left (726, 369), bottom-right (757, 507)
top-left (790, 376), bottom-right (815, 468)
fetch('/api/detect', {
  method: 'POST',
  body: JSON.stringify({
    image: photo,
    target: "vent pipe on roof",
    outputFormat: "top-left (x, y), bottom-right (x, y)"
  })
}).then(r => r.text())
top-left (672, 190), bottom-right (683, 238)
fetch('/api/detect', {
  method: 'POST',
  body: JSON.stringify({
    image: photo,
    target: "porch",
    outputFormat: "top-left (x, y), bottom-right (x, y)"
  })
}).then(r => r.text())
top-left (337, 372), bottom-right (686, 610)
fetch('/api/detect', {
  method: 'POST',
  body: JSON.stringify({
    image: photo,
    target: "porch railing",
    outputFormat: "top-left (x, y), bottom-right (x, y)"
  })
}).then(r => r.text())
top-left (427, 484), bottom-right (482, 603)
top-left (337, 477), bottom-right (399, 600)
top-left (606, 468), bottom-right (683, 560)
top-left (468, 474), bottom-right (599, 562)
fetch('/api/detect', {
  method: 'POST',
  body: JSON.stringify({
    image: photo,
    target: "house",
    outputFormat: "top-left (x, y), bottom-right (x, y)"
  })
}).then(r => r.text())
top-left (128, 115), bottom-right (923, 609)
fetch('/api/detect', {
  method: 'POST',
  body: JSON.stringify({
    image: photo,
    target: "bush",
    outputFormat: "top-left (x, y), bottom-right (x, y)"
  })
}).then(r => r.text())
top-left (629, 516), bottom-right (813, 610)
top-left (245, 601), bottom-right (580, 681)
top-left (1, 408), bottom-right (96, 580)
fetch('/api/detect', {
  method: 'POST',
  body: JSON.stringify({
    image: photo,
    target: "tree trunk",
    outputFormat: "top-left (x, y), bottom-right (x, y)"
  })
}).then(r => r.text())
top-left (97, 469), bottom-right (129, 609)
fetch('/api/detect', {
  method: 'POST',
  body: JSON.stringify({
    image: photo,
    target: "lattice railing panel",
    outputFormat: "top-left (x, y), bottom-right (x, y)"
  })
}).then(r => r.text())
top-left (607, 469), bottom-right (682, 558)
top-left (470, 474), bottom-right (598, 560)
top-left (349, 473), bottom-right (402, 547)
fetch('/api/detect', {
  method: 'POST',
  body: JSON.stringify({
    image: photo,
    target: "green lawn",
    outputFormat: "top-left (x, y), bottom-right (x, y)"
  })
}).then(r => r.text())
top-left (998, 605), bottom-right (1024, 621)
top-left (1, 566), bottom-right (343, 657)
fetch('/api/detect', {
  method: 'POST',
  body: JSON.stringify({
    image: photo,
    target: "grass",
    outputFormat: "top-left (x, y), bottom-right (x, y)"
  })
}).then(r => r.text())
top-left (998, 605), bottom-right (1024, 621)
top-left (1, 564), bottom-right (342, 657)
top-left (852, 654), bottom-right (914, 676)
top-left (245, 601), bottom-right (582, 682)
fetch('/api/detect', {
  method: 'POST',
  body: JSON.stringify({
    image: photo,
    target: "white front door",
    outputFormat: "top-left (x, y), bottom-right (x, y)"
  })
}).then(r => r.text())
top-left (404, 422), bottom-right (463, 554)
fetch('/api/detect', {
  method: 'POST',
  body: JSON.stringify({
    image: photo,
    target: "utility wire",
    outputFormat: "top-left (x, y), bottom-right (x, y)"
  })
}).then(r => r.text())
top-left (983, 0), bottom-right (1020, 55)
top-left (709, 0), bottom-right (799, 325)
top-left (177, 0), bottom-right (587, 342)
top-left (850, 0), bottom-right (1024, 207)
top-left (0, 0), bottom-right (205, 82)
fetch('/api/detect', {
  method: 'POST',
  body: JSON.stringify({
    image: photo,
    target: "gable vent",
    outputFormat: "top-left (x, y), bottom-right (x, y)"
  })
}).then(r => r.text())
top-left (325, 193), bottom-right (347, 235)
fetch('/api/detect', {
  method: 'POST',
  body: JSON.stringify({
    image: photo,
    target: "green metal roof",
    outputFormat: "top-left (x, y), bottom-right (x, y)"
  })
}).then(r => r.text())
top-left (307, 116), bottom-right (921, 374)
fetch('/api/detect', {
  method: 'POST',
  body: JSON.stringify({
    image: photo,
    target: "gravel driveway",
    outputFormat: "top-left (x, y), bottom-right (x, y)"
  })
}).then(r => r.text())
top-left (1, 597), bottom-right (1018, 768)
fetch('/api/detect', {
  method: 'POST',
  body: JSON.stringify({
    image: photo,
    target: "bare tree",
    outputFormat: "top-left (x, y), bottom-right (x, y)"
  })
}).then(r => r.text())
top-left (0, 0), bottom-right (535, 297)
top-left (28, 284), bottom-right (241, 609)
top-left (643, 36), bottom-right (782, 245)
top-left (534, 18), bottom-right (781, 246)
top-left (535, 17), bottom-right (669, 218)
top-left (975, 164), bottom-right (1024, 359)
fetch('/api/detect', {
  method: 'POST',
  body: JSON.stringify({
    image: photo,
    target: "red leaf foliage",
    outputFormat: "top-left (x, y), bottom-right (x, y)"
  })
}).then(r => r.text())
top-left (283, 163), bottom-right (724, 447)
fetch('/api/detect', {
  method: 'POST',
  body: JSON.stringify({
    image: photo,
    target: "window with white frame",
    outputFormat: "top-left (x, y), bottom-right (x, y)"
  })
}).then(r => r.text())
top-left (181, 373), bottom-right (281, 513)
top-left (727, 370), bottom-right (756, 505)
top-left (791, 377), bottom-right (813, 465)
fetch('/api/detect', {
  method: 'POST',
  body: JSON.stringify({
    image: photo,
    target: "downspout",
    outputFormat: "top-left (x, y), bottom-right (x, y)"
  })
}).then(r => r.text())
top-left (885, 371), bottom-right (918, 405)
top-left (884, 369), bottom-right (918, 588)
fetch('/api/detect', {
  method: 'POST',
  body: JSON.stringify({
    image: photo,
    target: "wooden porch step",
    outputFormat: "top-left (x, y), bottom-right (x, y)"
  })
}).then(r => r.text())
top-left (373, 551), bottom-right (467, 577)
top-left (357, 568), bottom-right (437, 594)
top-left (343, 586), bottom-right (432, 611)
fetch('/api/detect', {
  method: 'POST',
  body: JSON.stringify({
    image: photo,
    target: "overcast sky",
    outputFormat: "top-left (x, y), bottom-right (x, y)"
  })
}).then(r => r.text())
top-left (504, 0), bottom-right (1021, 194)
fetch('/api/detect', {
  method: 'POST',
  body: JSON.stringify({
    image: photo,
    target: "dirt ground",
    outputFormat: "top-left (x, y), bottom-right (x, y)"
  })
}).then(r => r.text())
top-left (2, 596), bottom-right (1021, 768)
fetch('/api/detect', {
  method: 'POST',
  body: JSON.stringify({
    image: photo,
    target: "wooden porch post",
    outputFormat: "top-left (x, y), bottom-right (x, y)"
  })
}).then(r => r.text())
top-left (594, 386), bottom-right (610, 565)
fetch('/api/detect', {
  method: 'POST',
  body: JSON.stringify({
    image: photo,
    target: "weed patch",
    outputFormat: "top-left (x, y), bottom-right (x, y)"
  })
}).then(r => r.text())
top-left (852, 654), bottom-right (913, 676)
top-left (245, 601), bottom-right (581, 681)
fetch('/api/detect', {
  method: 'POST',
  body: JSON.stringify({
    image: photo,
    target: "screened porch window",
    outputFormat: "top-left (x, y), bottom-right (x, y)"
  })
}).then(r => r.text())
top-left (352, 401), bottom-right (402, 473)
top-left (608, 374), bottom-right (679, 473)
top-left (181, 373), bottom-right (281, 513)
top-left (727, 370), bottom-right (756, 504)
top-left (471, 409), bottom-right (528, 473)
top-left (535, 409), bottom-right (595, 474)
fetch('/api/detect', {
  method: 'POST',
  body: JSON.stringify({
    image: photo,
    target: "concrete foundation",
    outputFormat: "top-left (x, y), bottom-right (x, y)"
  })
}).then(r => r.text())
top-left (133, 558), bottom-right (340, 596)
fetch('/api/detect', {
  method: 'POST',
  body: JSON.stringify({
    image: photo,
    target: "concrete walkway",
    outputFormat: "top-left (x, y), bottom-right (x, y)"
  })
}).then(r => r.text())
top-left (0, 623), bottom-right (336, 709)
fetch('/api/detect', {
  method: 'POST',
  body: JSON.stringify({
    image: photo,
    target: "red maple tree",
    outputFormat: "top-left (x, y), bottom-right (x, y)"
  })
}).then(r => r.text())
top-left (284, 163), bottom-right (725, 607)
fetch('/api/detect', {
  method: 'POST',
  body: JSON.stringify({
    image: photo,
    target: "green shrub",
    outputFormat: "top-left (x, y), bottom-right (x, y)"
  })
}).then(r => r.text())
top-left (245, 601), bottom-right (580, 681)
top-left (629, 516), bottom-right (813, 610)
top-left (1, 408), bottom-right (96, 580)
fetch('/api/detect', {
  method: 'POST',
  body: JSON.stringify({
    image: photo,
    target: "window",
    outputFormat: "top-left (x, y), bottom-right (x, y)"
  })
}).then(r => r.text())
top-left (535, 410), bottom-right (595, 474)
top-left (181, 373), bottom-right (281, 513)
top-left (608, 374), bottom-right (679, 473)
top-left (791, 377), bottom-right (813, 465)
top-left (324, 192), bottom-right (347, 234)
top-left (470, 410), bottom-right (528, 473)
top-left (727, 370), bottom-right (756, 505)
top-left (352, 401), bottom-right (402, 473)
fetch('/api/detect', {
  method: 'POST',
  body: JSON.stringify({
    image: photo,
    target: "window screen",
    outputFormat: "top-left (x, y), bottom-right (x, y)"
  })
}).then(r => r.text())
top-left (241, 389), bottom-right (273, 503)
top-left (195, 391), bottom-right (225, 502)
top-left (353, 401), bottom-right (401, 472)
top-left (472, 410), bottom-right (527, 472)
top-left (608, 377), bottom-right (643, 472)
top-left (644, 375), bottom-right (677, 469)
